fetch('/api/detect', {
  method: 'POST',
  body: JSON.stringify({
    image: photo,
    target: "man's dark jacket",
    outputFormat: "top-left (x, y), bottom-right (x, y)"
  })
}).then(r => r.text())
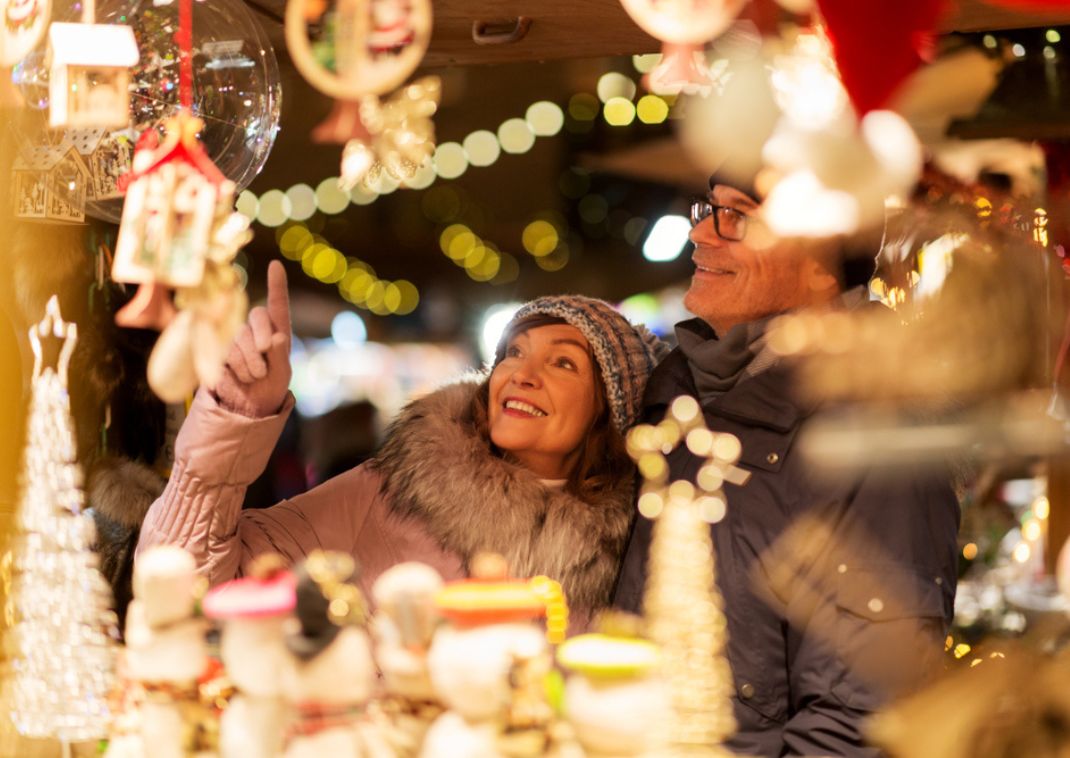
top-left (614, 339), bottom-right (960, 758)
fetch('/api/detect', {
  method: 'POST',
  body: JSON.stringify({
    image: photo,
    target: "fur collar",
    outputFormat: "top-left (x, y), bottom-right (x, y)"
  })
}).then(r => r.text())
top-left (373, 379), bottom-right (635, 612)
top-left (88, 456), bottom-right (165, 528)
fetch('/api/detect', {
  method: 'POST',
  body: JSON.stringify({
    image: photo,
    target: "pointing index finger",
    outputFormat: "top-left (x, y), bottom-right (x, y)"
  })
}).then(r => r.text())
top-left (266, 260), bottom-right (292, 341)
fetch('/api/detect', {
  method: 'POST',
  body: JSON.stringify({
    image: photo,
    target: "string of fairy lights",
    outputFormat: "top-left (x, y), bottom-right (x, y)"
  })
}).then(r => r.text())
top-left (236, 56), bottom-right (674, 316)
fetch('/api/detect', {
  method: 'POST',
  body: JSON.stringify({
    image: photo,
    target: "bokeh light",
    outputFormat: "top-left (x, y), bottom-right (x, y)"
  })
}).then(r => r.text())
top-left (257, 189), bottom-right (291, 227)
top-left (286, 184), bottom-right (317, 222)
top-left (525, 101), bottom-right (564, 137)
top-left (636, 94), bottom-right (670, 124)
top-left (604, 97), bottom-right (637, 126)
top-left (433, 142), bottom-right (468, 180)
top-left (597, 72), bottom-right (638, 103)
top-left (463, 130), bottom-right (501, 167)
top-left (498, 118), bottom-right (536, 154)
top-left (315, 178), bottom-right (350, 214)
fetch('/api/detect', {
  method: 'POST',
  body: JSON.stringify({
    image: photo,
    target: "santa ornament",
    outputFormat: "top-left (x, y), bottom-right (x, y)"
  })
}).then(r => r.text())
top-left (285, 0), bottom-right (440, 190)
top-left (619, 0), bottom-right (748, 94)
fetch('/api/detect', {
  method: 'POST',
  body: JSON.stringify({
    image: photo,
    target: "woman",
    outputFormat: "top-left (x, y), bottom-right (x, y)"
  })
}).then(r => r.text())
top-left (136, 262), bottom-right (666, 616)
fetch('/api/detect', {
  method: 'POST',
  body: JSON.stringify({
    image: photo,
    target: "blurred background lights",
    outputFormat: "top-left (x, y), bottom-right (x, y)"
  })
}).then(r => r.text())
top-left (642, 215), bottom-right (691, 262)
top-left (480, 302), bottom-right (522, 362)
top-left (632, 53), bottom-right (662, 73)
top-left (315, 177), bottom-right (350, 214)
top-left (578, 194), bottom-right (609, 224)
top-left (568, 93), bottom-right (600, 121)
top-left (596, 71), bottom-right (638, 103)
top-left (535, 244), bottom-right (570, 272)
top-left (404, 159), bottom-right (436, 190)
top-left (603, 96), bottom-right (637, 126)
top-left (1047, 29), bottom-right (1061, 44)
top-left (463, 130), bottom-right (501, 167)
top-left (433, 142), bottom-right (469, 179)
top-left (1012, 43), bottom-right (1026, 57)
top-left (498, 118), bottom-right (536, 154)
top-left (982, 34), bottom-right (997, 49)
top-left (522, 219), bottom-right (559, 257)
top-left (256, 189), bottom-right (291, 227)
top-left (331, 310), bottom-right (367, 348)
top-left (636, 94), bottom-right (669, 124)
top-left (349, 183), bottom-right (379, 206)
top-left (366, 170), bottom-right (400, 195)
top-left (236, 189), bottom-right (259, 220)
top-left (285, 183), bottom-right (316, 222)
top-left (525, 101), bottom-right (564, 137)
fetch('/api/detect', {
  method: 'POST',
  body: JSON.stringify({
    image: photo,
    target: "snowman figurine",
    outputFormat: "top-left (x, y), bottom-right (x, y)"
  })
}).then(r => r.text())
top-left (420, 553), bottom-right (555, 758)
top-left (203, 553), bottom-right (297, 758)
top-left (282, 550), bottom-right (377, 758)
top-left (121, 545), bottom-right (209, 758)
top-left (367, 562), bottom-right (446, 757)
top-left (555, 615), bottom-right (669, 757)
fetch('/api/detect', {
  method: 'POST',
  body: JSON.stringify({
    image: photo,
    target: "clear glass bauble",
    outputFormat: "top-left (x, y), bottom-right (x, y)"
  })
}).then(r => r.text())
top-left (10, 0), bottom-right (281, 223)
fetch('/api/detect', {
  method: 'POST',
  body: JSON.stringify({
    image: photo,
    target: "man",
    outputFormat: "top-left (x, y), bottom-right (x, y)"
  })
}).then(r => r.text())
top-left (613, 179), bottom-right (959, 757)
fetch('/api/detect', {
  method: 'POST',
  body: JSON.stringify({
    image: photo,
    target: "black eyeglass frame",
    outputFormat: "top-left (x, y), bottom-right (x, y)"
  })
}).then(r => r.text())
top-left (688, 198), bottom-right (750, 242)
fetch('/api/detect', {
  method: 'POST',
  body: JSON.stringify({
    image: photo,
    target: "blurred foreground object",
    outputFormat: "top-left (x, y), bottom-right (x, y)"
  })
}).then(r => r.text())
top-left (869, 644), bottom-right (1070, 758)
top-left (3, 296), bottom-right (118, 742)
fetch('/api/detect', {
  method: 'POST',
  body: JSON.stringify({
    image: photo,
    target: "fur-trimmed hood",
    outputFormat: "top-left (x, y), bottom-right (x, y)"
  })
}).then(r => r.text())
top-left (373, 379), bottom-right (635, 612)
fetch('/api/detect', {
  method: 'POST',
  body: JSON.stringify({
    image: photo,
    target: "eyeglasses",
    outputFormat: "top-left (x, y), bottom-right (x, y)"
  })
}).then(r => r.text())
top-left (689, 198), bottom-right (750, 242)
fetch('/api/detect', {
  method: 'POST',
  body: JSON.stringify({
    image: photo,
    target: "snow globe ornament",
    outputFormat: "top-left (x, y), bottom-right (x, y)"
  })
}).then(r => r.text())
top-left (282, 550), bottom-right (376, 758)
top-left (368, 562), bottom-right (445, 757)
top-left (619, 0), bottom-right (747, 94)
top-left (123, 545), bottom-right (209, 758)
top-left (556, 622), bottom-right (669, 757)
top-left (47, 17), bottom-right (139, 128)
top-left (421, 553), bottom-right (555, 758)
top-left (203, 554), bottom-right (297, 758)
top-left (285, 0), bottom-right (439, 190)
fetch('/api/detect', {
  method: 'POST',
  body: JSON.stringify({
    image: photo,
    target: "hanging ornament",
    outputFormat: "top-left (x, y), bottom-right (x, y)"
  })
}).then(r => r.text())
top-left (618, 0), bottom-right (748, 94)
top-left (112, 0), bottom-right (250, 403)
top-left (286, 0), bottom-right (439, 189)
top-left (815, 0), bottom-right (948, 116)
top-left (47, 0), bottom-right (139, 129)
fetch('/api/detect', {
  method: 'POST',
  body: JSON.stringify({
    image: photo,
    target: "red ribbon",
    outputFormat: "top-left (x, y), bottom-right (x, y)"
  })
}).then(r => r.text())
top-left (177, 0), bottom-right (193, 111)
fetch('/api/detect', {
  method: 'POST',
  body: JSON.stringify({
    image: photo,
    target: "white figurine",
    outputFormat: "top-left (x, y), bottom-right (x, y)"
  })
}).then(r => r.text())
top-left (204, 554), bottom-right (297, 758)
top-left (556, 631), bottom-right (669, 757)
top-left (282, 550), bottom-right (377, 758)
top-left (122, 545), bottom-right (208, 758)
top-left (367, 562), bottom-right (445, 757)
top-left (420, 554), bottom-right (554, 758)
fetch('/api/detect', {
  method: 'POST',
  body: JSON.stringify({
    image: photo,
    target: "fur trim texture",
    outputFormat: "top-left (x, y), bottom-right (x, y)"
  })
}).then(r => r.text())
top-left (374, 379), bottom-right (635, 613)
top-left (88, 456), bottom-right (165, 528)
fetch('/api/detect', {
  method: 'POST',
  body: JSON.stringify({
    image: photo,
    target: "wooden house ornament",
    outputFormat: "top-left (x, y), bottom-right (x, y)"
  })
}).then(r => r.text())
top-left (48, 21), bottom-right (139, 129)
top-left (67, 127), bottom-right (136, 201)
top-left (13, 141), bottom-right (91, 222)
top-left (113, 114), bottom-right (235, 290)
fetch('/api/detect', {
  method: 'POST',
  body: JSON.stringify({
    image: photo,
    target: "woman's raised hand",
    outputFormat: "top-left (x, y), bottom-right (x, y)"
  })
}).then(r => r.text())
top-left (211, 260), bottom-right (293, 418)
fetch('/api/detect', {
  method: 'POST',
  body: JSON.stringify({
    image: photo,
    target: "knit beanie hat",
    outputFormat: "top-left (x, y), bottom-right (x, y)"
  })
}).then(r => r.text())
top-left (494, 296), bottom-right (669, 433)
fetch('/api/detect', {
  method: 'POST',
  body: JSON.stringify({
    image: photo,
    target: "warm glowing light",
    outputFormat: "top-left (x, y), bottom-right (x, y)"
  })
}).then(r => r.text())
top-left (236, 190), bottom-right (259, 220)
top-left (526, 101), bottom-right (564, 137)
top-left (1023, 519), bottom-right (1042, 542)
top-left (597, 72), bottom-right (637, 103)
top-left (492, 252), bottom-right (520, 285)
top-left (433, 142), bottom-right (469, 180)
top-left (463, 130), bottom-right (501, 167)
top-left (1013, 542), bottom-right (1031, 563)
top-left (480, 302), bottom-right (522, 361)
top-left (404, 159), bottom-right (436, 190)
top-left (953, 643), bottom-right (971, 659)
top-left (1044, 45), bottom-right (1057, 61)
top-left (286, 184), bottom-right (316, 222)
top-left (448, 231), bottom-right (479, 262)
top-left (962, 542), bottom-right (978, 560)
top-left (636, 94), bottom-right (669, 124)
top-left (983, 34), bottom-right (997, 49)
top-left (349, 183), bottom-right (379, 206)
top-left (535, 244), bottom-right (570, 272)
top-left (1035, 496), bottom-right (1050, 520)
top-left (256, 190), bottom-right (292, 228)
top-left (770, 29), bottom-right (847, 130)
top-left (1012, 43), bottom-right (1026, 58)
top-left (1047, 29), bottom-right (1061, 44)
top-left (315, 178), bottom-right (350, 215)
top-left (498, 118), bottom-right (536, 154)
top-left (279, 225), bottom-right (313, 261)
top-left (392, 280), bottom-right (420, 315)
top-left (522, 220), bottom-right (559, 257)
top-left (762, 171), bottom-right (858, 237)
top-left (603, 97), bottom-right (636, 126)
top-left (632, 53), bottom-right (662, 73)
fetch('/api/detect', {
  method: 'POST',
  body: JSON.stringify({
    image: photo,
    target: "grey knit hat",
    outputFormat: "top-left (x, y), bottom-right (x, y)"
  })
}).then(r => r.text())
top-left (494, 295), bottom-right (669, 432)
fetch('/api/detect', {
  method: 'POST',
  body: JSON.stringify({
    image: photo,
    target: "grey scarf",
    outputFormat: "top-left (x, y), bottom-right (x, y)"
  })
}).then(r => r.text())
top-left (675, 315), bottom-right (780, 400)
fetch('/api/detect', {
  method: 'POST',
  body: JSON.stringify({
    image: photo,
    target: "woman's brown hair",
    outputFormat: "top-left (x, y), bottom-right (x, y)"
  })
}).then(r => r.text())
top-left (466, 314), bottom-right (635, 501)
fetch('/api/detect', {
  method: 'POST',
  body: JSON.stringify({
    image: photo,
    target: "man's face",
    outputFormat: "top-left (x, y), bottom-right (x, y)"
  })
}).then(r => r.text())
top-left (684, 184), bottom-right (817, 335)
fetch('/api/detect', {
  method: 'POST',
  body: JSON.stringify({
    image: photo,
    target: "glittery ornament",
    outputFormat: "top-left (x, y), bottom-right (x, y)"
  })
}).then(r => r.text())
top-left (2, 296), bottom-right (118, 742)
top-left (627, 396), bottom-right (746, 754)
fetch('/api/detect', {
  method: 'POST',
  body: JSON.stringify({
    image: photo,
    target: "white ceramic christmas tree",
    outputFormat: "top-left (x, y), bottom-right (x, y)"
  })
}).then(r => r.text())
top-left (204, 554), bottom-right (297, 758)
top-left (5, 296), bottom-right (118, 744)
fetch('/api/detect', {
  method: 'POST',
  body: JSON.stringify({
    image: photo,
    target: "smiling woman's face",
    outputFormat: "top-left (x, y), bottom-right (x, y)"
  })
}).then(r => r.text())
top-left (488, 323), bottom-right (600, 480)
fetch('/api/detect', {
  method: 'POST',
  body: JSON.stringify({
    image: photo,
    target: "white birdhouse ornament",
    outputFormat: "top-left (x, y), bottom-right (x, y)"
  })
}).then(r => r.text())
top-left (48, 21), bottom-right (139, 129)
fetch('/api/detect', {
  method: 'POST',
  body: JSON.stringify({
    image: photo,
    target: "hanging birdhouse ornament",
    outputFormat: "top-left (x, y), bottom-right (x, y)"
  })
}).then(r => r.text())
top-left (286, 0), bottom-right (439, 189)
top-left (619, 0), bottom-right (748, 94)
top-left (0, 0), bottom-right (49, 66)
top-left (112, 112), bottom-right (251, 402)
top-left (47, 21), bottom-right (139, 128)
